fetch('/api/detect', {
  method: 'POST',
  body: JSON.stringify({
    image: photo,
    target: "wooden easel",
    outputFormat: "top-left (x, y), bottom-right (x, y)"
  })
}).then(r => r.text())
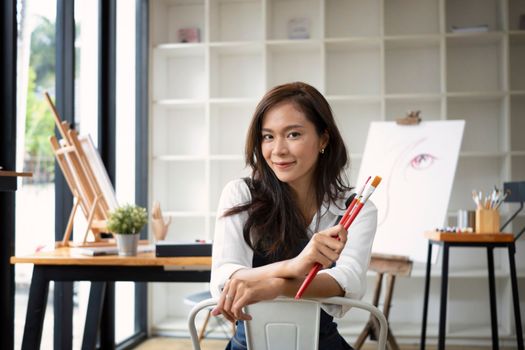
top-left (354, 253), bottom-right (413, 350)
top-left (45, 92), bottom-right (114, 246)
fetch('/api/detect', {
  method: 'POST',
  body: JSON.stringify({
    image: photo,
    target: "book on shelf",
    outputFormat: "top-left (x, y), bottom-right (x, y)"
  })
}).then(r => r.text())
top-left (451, 25), bottom-right (489, 33)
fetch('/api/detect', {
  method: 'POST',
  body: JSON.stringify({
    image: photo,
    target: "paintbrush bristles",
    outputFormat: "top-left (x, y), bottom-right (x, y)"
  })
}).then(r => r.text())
top-left (371, 176), bottom-right (382, 187)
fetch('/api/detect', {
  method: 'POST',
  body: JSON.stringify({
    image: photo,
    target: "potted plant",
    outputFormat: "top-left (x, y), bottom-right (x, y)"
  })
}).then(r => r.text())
top-left (106, 204), bottom-right (148, 256)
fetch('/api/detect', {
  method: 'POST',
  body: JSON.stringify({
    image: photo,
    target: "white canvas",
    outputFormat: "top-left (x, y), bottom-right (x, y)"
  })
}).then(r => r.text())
top-left (357, 121), bottom-right (465, 262)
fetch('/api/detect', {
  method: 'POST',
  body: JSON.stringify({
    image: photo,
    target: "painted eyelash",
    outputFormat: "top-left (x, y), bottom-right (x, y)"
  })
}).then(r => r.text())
top-left (410, 153), bottom-right (436, 170)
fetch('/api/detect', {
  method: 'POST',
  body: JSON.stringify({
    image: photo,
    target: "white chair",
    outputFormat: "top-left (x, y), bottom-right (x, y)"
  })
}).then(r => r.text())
top-left (184, 290), bottom-right (235, 342)
top-left (188, 296), bottom-right (387, 350)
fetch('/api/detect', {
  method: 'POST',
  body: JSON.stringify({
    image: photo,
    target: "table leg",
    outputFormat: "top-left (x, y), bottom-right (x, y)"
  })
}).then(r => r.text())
top-left (487, 247), bottom-right (499, 350)
top-left (82, 282), bottom-right (106, 350)
top-left (100, 282), bottom-right (115, 349)
top-left (21, 266), bottom-right (50, 350)
top-left (508, 243), bottom-right (524, 350)
top-left (437, 244), bottom-right (449, 350)
top-left (420, 241), bottom-right (433, 350)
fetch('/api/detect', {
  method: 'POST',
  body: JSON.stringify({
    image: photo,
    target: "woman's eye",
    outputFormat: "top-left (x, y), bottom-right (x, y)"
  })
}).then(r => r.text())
top-left (409, 153), bottom-right (436, 170)
top-left (288, 132), bottom-right (300, 139)
top-left (262, 134), bottom-right (273, 141)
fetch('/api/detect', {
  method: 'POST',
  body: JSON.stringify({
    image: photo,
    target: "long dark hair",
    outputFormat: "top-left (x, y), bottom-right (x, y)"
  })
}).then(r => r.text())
top-left (225, 82), bottom-right (350, 261)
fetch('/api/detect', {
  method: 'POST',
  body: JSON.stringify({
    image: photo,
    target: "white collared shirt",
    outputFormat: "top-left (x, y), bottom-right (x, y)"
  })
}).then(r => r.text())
top-left (210, 178), bottom-right (378, 317)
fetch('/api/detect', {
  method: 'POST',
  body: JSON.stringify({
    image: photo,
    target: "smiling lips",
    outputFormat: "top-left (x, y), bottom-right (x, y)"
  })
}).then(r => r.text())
top-left (273, 161), bottom-right (296, 169)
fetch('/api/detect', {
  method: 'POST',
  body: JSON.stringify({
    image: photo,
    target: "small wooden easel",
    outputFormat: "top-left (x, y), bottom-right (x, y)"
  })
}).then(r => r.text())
top-left (354, 253), bottom-right (413, 350)
top-left (45, 92), bottom-right (117, 246)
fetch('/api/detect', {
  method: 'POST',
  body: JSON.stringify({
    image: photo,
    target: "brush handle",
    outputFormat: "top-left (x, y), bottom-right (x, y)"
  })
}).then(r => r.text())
top-left (295, 263), bottom-right (322, 299)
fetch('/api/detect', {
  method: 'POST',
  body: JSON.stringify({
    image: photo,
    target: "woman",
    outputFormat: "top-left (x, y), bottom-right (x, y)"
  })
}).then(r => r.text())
top-left (210, 82), bottom-right (377, 349)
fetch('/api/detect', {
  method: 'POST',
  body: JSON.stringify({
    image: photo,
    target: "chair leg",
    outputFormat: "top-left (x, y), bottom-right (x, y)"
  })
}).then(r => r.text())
top-left (354, 322), bottom-right (371, 349)
top-left (198, 309), bottom-right (212, 342)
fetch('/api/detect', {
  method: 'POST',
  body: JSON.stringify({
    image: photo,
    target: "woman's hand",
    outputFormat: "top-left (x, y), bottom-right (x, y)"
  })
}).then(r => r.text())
top-left (211, 277), bottom-right (284, 322)
top-left (286, 224), bottom-right (347, 278)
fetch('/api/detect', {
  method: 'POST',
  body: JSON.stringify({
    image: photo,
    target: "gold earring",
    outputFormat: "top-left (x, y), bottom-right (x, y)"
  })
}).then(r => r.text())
top-left (320, 148), bottom-right (325, 154)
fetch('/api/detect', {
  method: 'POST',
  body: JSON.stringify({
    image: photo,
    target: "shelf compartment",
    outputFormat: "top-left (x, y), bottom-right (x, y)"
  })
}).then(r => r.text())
top-left (448, 156), bottom-right (504, 212)
top-left (508, 0), bottom-right (525, 31)
top-left (446, 35), bottom-right (504, 93)
top-left (210, 103), bottom-right (255, 155)
top-left (152, 47), bottom-right (206, 100)
top-left (385, 38), bottom-right (441, 94)
top-left (209, 160), bottom-right (251, 212)
top-left (152, 160), bottom-right (207, 212)
top-left (324, 0), bottom-right (380, 38)
top-left (384, 0), bottom-right (439, 36)
top-left (330, 100), bottom-right (381, 155)
top-left (150, 0), bottom-right (205, 45)
top-left (209, 0), bottom-right (263, 42)
top-left (152, 104), bottom-right (207, 157)
top-left (266, 43), bottom-right (322, 91)
top-left (210, 44), bottom-right (264, 98)
top-left (510, 95), bottom-right (525, 151)
top-left (162, 216), bottom-right (206, 241)
top-left (511, 155), bottom-right (525, 180)
top-left (447, 96), bottom-right (505, 154)
top-left (445, 0), bottom-right (503, 33)
top-left (385, 96), bottom-right (441, 121)
top-left (325, 41), bottom-right (381, 96)
top-left (266, 0), bottom-right (321, 40)
top-left (510, 34), bottom-right (525, 91)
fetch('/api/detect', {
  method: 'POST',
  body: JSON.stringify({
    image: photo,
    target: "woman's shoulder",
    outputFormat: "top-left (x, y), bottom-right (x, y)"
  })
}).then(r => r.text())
top-left (220, 178), bottom-right (252, 205)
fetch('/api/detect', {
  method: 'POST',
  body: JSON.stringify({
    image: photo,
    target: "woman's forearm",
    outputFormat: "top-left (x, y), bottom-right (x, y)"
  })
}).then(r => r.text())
top-left (230, 259), bottom-right (296, 281)
top-left (232, 265), bottom-right (345, 299)
top-left (277, 274), bottom-right (345, 298)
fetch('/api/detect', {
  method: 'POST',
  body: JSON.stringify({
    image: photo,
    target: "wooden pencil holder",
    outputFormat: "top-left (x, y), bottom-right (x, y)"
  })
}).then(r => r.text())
top-left (475, 209), bottom-right (500, 233)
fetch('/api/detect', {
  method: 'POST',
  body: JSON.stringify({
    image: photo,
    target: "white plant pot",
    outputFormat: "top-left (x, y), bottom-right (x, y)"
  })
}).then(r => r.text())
top-left (114, 233), bottom-right (139, 256)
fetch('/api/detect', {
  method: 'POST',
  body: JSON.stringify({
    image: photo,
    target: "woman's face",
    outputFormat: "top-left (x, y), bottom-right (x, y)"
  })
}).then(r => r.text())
top-left (260, 102), bottom-right (327, 193)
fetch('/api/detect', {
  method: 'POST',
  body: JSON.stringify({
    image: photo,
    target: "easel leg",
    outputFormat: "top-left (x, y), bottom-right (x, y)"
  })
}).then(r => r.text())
top-left (61, 196), bottom-right (80, 246)
top-left (83, 195), bottom-right (101, 243)
top-left (383, 274), bottom-right (400, 350)
top-left (355, 273), bottom-right (383, 349)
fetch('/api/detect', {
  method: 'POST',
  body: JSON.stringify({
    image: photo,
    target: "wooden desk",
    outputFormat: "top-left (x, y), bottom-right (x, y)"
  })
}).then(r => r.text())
top-left (420, 232), bottom-right (523, 350)
top-left (0, 170), bottom-right (32, 191)
top-left (11, 247), bottom-right (212, 350)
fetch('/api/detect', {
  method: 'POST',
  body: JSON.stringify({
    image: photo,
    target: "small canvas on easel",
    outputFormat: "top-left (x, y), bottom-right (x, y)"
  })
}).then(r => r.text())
top-left (46, 92), bottom-right (118, 246)
top-left (357, 121), bottom-right (465, 262)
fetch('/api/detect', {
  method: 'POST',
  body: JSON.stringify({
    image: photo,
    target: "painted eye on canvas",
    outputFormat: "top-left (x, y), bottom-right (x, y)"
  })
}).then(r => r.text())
top-left (409, 153), bottom-right (436, 170)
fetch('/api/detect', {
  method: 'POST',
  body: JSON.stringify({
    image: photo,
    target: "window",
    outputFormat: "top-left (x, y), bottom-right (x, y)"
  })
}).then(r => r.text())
top-left (15, 1), bottom-right (57, 348)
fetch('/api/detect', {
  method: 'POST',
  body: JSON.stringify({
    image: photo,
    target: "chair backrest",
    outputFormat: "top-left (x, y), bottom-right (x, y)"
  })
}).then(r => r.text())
top-left (188, 296), bottom-right (387, 350)
top-left (244, 298), bottom-right (321, 350)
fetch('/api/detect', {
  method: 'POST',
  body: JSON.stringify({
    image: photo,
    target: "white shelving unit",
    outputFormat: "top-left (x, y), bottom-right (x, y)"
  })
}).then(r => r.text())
top-left (148, 0), bottom-right (525, 345)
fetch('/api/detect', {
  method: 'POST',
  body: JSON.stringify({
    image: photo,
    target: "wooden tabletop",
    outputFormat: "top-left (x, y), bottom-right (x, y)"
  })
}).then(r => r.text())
top-left (425, 231), bottom-right (515, 243)
top-left (0, 170), bottom-right (33, 177)
top-left (10, 246), bottom-right (212, 267)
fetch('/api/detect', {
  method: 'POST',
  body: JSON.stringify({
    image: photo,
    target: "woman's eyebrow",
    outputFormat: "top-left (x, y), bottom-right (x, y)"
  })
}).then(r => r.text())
top-left (262, 124), bottom-right (305, 133)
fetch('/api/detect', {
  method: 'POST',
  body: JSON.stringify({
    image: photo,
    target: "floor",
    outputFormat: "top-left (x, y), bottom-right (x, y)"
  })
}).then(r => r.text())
top-left (132, 337), bottom-right (514, 350)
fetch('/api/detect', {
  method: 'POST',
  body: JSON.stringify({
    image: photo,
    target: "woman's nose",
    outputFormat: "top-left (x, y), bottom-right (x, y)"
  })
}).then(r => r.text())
top-left (272, 137), bottom-right (288, 155)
